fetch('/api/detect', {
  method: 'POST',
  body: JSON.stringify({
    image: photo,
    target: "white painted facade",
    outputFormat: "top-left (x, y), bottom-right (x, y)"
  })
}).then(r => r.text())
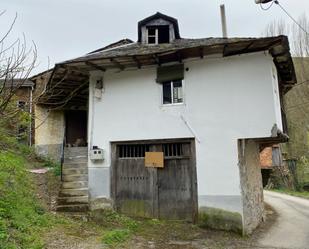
top-left (87, 51), bottom-right (282, 214)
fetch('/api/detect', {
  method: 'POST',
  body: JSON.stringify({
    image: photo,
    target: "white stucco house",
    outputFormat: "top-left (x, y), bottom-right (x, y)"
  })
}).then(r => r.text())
top-left (31, 12), bottom-right (296, 234)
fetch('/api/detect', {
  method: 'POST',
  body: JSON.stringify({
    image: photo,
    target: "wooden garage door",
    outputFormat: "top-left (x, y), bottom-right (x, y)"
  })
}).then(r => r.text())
top-left (111, 139), bottom-right (197, 222)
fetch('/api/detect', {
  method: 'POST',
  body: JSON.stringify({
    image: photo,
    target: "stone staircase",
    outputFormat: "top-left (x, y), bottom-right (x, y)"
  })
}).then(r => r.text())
top-left (56, 147), bottom-right (89, 212)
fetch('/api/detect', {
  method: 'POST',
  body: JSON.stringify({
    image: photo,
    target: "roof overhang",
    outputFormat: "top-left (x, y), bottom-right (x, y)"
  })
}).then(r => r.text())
top-left (35, 35), bottom-right (296, 108)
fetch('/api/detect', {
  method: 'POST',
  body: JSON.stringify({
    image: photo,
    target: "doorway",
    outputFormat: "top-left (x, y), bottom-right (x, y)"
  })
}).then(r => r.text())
top-left (65, 110), bottom-right (87, 147)
top-left (111, 138), bottom-right (198, 222)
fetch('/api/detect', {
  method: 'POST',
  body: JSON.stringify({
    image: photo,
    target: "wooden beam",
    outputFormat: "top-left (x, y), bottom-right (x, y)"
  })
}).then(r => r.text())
top-left (199, 47), bottom-right (204, 59)
top-left (85, 61), bottom-right (106, 72)
top-left (152, 54), bottom-right (161, 66)
top-left (132, 56), bottom-right (141, 69)
top-left (176, 51), bottom-right (183, 63)
top-left (110, 58), bottom-right (124, 70)
top-left (223, 41), bottom-right (254, 57)
top-left (62, 64), bottom-right (89, 74)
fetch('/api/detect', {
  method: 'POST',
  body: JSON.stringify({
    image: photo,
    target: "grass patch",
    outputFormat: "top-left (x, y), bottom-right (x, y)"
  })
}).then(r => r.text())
top-left (0, 151), bottom-right (57, 249)
top-left (36, 156), bottom-right (61, 176)
top-left (271, 188), bottom-right (309, 199)
top-left (90, 210), bottom-right (139, 247)
top-left (102, 229), bottom-right (131, 246)
top-left (91, 209), bottom-right (139, 230)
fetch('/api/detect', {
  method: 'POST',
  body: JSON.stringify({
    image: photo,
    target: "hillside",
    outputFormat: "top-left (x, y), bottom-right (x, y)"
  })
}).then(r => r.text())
top-left (283, 57), bottom-right (309, 188)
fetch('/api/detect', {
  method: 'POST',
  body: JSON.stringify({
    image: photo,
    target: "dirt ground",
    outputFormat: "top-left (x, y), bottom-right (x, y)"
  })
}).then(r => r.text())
top-left (33, 171), bottom-right (278, 249)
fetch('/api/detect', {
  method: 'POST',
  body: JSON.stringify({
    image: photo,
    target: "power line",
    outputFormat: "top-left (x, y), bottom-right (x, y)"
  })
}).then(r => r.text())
top-left (260, 1), bottom-right (275, 11)
top-left (274, 1), bottom-right (309, 36)
top-left (259, 0), bottom-right (309, 36)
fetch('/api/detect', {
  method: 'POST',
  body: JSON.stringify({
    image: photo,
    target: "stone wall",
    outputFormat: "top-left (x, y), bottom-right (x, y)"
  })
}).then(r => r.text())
top-left (238, 139), bottom-right (265, 235)
top-left (34, 105), bottom-right (65, 162)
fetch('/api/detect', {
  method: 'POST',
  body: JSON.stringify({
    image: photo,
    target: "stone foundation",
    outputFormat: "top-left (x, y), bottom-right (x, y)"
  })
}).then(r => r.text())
top-left (35, 143), bottom-right (62, 162)
top-left (34, 106), bottom-right (64, 162)
top-left (238, 139), bottom-right (265, 235)
top-left (198, 207), bottom-right (243, 234)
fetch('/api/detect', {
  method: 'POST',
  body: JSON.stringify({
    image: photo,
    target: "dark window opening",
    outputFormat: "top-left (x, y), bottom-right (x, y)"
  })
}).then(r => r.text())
top-left (163, 82), bottom-right (172, 104)
top-left (163, 143), bottom-right (184, 157)
top-left (162, 80), bottom-right (183, 104)
top-left (17, 101), bottom-right (26, 110)
top-left (158, 25), bottom-right (170, 43)
top-left (148, 27), bottom-right (156, 36)
top-left (118, 144), bottom-right (150, 158)
top-left (147, 27), bottom-right (157, 44)
top-left (147, 25), bottom-right (170, 44)
top-left (18, 126), bottom-right (26, 135)
top-left (148, 36), bottom-right (156, 44)
top-left (17, 125), bottom-right (27, 141)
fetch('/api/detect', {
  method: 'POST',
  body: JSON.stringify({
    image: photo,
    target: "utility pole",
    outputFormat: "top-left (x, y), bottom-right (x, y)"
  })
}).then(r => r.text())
top-left (220, 4), bottom-right (228, 38)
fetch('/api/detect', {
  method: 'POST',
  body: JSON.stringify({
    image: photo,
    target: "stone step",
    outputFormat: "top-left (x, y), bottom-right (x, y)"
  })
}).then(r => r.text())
top-left (62, 162), bottom-right (88, 169)
top-left (63, 157), bottom-right (88, 164)
top-left (62, 168), bottom-right (88, 175)
top-left (56, 204), bottom-right (89, 212)
top-left (59, 188), bottom-right (88, 197)
top-left (64, 148), bottom-right (88, 158)
top-left (57, 196), bottom-right (89, 205)
top-left (62, 174), bottom-right (88, 182)
top-left (62, 181), bottom-right (88, 189)
top-left (64, 147), bottom-right (88, 153)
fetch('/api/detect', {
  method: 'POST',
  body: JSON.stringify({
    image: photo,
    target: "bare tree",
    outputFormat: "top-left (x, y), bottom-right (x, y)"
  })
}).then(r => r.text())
top-left (263, 14), bottom-right (309, 57)
top-left (263, 18), bottom-right (289, 37)
top-left (0, 11), bottom-right (37, 116)
top-left (292, 14), bottom-right (309, 57)
top-left (264, 14), bottom-right (309, 189)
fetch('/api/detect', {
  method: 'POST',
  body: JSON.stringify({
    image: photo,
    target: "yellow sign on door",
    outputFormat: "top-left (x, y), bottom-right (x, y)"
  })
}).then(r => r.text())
top-left (145, 152), bottom-right (164, 168)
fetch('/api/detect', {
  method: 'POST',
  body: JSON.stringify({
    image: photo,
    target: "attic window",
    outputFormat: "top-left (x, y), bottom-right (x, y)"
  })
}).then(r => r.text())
top-left (147, 25), bottom-right (170, 44)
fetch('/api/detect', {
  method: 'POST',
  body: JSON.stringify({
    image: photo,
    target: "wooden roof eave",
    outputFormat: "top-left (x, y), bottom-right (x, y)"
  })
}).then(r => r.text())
top-left (58, 37), bottom-right (288, 71)
top-left (38, 36), bottom-right (296, 106)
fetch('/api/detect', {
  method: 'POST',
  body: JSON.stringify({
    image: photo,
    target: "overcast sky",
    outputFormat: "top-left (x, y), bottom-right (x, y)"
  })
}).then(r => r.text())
top-left (1, 0), bottom-right (308, 75)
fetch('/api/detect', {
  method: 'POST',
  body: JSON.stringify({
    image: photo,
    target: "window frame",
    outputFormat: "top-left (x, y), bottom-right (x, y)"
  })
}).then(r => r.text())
top-left (146, 25), bottom-right (170, 45)
top-left (161, 79), bottom-right (184, 106)
top-left (147, 27), bottom-right (158, 44)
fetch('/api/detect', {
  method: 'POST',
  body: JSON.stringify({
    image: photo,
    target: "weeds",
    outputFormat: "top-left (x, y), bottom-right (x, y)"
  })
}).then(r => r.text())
top-left (92, 210), bottom-right (139, 247)
top-left (272, 188), bottom-right (309, 199)
top-left (0, 151), bottom-right (57, 249)
top-left (41, 157), bottom-right (61, 176)
top-left (102, 229), bottom-right (131, 246)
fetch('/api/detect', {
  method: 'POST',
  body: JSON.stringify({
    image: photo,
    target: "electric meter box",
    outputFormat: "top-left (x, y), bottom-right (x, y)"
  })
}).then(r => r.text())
top-left (90, 148), bottom-right (104, 161)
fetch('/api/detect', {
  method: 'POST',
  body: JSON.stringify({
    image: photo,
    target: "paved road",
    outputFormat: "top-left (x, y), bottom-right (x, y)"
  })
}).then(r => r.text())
top-left (258, 191), bottom-right (309, 249)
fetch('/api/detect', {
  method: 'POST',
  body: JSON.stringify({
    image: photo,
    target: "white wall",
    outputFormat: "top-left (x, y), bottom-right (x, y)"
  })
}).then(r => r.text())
top-left (271, 65), bottom-right (283, 130)
top-left (88, 52), bottom-right (280, 205)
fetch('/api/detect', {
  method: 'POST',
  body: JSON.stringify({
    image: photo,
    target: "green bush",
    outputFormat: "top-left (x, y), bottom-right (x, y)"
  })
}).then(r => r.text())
top-left (297, 156), bottom-right (309, 190)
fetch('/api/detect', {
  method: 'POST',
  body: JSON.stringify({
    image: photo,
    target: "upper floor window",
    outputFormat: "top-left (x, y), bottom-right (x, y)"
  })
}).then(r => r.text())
top-left (156, 63), bottom-right (184, 105)
top-left (162, 80), bottom-right (183, 104)
top-left (147, 25), bottom-right (170, 44)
